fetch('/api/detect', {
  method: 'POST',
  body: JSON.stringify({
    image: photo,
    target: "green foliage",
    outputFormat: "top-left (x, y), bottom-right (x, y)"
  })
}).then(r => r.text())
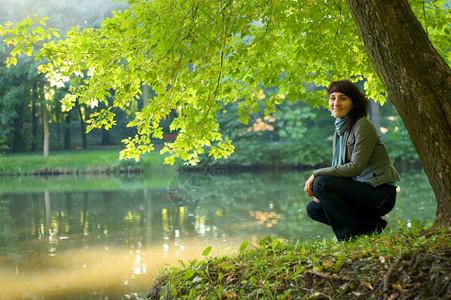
top-left (0, 15), bottom-right (58, 67)
top-left (191, 90), bottom-right (333, 168)
top-left (275, 101), bottom-right (331, 166)
top-left (1, 0), bottom-right (449, 163)
top-left (379, 101), bottom-right (420, 163)
top-left (410, 0), bottom-right (451, 64)
top-left (151, 226), bottom-right (451, 299)
top-left (383, 116), bottom-right (419, 163)
top-left (0, 42), bottom-right (40, 151)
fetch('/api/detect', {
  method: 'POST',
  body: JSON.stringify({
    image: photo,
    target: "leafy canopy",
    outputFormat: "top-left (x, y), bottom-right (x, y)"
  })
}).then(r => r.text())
top-left (1, 0), bottom-right (449, 164)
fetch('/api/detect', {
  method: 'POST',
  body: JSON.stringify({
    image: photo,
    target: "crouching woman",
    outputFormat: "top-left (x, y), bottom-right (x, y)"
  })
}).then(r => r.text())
top-left (304, 80), bottom-right (400, 241)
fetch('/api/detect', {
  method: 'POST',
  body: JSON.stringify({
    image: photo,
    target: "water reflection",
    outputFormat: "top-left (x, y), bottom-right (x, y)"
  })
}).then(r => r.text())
top-left (0, 170), bottom-right (435, 299)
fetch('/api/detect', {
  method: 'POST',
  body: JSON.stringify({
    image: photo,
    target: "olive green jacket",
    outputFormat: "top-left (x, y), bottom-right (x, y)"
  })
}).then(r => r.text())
top-left (313, 117), bottom-right (401, 187)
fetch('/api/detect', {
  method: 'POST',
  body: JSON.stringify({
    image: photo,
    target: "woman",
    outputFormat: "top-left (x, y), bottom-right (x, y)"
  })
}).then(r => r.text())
top-left (304, 80), bottom-right (400, 241)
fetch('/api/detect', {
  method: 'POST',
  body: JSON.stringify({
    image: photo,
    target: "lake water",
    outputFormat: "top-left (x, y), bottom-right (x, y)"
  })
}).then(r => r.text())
top-left (0, 168), bottom-right (435, 299)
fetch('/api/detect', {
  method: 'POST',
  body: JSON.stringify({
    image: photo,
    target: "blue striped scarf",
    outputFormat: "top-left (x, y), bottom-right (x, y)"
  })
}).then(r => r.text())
top-left (332, 115), bottom-right (349, 166)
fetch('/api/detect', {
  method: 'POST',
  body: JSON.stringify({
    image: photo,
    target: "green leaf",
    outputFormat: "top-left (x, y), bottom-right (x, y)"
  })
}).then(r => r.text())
top-left (220, 264), bottom-right (235, 271)
top-left (202, 246), bottom-right (212, 256)
top-left (24, 45), bottom-right (33, 56)
top-left (6, 56), bottom-right (17, 67)
top-left (239, 240), bottom-right (249, 252)
top-left (10, 44), bottom-right (24, 57)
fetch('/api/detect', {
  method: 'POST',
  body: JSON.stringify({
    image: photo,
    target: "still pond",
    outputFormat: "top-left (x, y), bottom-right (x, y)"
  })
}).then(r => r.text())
top-left (0, 168), bottom-right (435, 299)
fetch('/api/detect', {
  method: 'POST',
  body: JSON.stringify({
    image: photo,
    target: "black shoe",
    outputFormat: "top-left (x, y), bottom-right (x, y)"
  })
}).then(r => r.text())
top-left (368, 218), bottom-right (387, 235)
top-left (337, 219), bottom-right (388, 242)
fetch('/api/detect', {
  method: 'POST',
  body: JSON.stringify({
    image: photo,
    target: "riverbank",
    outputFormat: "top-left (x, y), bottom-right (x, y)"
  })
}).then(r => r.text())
top-left (0, 149), bottom-right (167, 176)
top-left (0, 149), bottom-right (320, 176)
top-left (0, 149), bottom-right (423, 177)
top-left (148, 226), bottom-right (450, 299)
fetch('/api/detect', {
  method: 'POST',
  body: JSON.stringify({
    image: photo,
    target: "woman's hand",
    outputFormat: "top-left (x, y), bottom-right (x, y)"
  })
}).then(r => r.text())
top-left (304, 174), bottom-right (315, 197)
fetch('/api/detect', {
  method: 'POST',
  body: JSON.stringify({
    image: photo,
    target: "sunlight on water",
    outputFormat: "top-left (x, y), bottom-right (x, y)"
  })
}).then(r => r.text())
top-left (0, 236), bottom-right (249, 299)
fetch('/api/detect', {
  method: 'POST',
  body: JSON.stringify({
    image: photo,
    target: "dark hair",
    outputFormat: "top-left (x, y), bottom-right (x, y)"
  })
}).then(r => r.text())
top-left (327, 80), bottom-right (368, 131)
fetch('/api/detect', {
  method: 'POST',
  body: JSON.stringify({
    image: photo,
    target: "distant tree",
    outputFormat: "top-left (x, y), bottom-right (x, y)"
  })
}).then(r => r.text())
top-left (0, 0), bottom-right (129, 153)
top-left (76, 102), bottom-right (88, 150)
top-left (0, 46), bottom-right (40, 152)
top-left (63, 113), bottom-right (71, 150)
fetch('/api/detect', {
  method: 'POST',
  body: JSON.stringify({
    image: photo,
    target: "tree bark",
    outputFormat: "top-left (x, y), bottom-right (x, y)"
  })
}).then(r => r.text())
top-left (11, 101), bottom-right (26, 152)
top-left (31, 92), bottom-right (38, 152)
top-left (77, 104), bottom-right (88, 150)
top-left (101, 129), bottom-right (111, 145)
top-left (346, 0), bottom-right (451, 226)
top-left (64, 113), bottom-right (71, 150)
top-left (369, 99), bottom-right (380, 134)
top-left (42, 104), bottom-right (49, 157)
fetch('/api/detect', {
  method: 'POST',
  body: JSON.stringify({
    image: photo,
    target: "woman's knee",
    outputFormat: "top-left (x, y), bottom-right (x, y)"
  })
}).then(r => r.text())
top-left (313, 175), bottom-right (331, 194)
top-left (306, 200), bottom-right (321, 218)
top-left (306, 200), bottom-right (330, 225)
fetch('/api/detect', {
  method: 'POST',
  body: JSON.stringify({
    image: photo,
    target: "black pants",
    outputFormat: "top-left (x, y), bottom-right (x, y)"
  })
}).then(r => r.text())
top-left (306, 175), bottom-right (396, 241)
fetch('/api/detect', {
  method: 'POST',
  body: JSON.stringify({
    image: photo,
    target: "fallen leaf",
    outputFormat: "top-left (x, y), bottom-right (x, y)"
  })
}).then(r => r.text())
top-left (392, 282), bottom-right (408, 292)
top-left (322, 260), bottom-right (335, 268)
top-left (360, 280), bottom-right (374, 290)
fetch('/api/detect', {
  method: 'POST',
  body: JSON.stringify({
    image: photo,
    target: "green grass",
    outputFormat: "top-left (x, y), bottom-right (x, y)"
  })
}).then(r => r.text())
top-left (0, 149), bottom-right (168, 175)
top-left (149, 223), bottom-right (450, 299)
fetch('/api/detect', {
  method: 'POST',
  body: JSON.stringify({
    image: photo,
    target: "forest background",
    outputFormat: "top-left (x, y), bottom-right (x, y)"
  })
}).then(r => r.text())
top-left (0, 0), bottom-right (419, 170)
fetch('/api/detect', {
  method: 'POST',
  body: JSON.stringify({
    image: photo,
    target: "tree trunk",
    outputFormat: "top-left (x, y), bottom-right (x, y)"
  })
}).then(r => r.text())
top-left (42, 104), bottom-right (49, 157)
top-left (346, 0), bottom-right (451, 226)
top-left (64, 113), bottom-right (71, 150)
top-left (31, 95), bottom-right (38, 152)
top-left (77, 104), bottom-right (88, 150)
top-left (141, 84), bottom-right (150, 109)
top-left (369, 99), bottom-right (380, 134)
top-left (11, 101), bottom-right (26, 152)
top-left (101, 129), bottom-right (111, 145)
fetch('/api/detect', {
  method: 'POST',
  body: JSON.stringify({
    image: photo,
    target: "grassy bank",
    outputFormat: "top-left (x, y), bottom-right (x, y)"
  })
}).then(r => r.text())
top-left (0, 149), bottom-right (169, 175)
top-left (149, 225), bottom-right (450, 299)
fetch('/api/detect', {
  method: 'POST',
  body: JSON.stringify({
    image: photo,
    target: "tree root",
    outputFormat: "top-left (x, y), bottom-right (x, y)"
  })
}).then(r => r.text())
top-left (380, 247), bottom-right (451, 299)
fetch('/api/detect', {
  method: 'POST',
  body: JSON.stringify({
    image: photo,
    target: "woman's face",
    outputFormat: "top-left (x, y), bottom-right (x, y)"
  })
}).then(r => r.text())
top-left (329, 92), bottom-right (354, 119)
